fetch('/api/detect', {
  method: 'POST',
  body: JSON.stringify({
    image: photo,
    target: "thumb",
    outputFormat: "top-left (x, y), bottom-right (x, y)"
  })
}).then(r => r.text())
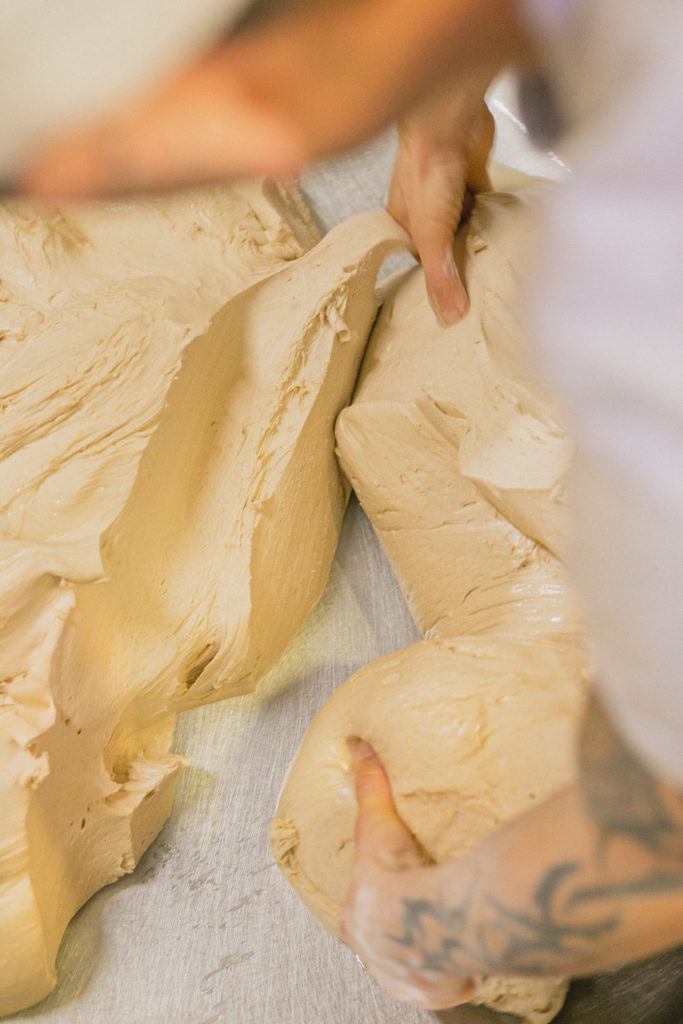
top-left (416, 212), bottom-right (468, 329)
top-left (388, 141), bottom-right (470, 327)
top-left (352, 741), bottom-right (425, 873)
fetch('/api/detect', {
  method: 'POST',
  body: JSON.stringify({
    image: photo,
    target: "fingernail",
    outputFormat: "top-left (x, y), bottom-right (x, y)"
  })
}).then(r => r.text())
top-left (427, 251), bottom-right (468, 327)
top-left (346, 736), bottom-right (375, 761)
top-left (427, 293), bottom-right (449, 328)
top-left (428, 289), bottom-right (468, 328)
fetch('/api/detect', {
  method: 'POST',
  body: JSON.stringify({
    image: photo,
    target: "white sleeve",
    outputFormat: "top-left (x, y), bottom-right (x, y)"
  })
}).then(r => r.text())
top-left (514, 0), bottom-right (579, 39)
top-left (527, 3), bottom-right (683, 785)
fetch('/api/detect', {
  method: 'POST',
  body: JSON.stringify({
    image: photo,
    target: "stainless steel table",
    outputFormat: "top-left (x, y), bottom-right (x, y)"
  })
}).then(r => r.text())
top-left (8, 80), bottom-right (682, 1024)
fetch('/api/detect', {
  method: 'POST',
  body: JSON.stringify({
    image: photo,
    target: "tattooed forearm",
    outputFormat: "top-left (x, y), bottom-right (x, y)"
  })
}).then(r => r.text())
top-left (579, 693), bottom-right (683, 859)
top-left (387, 859), bottom-right (683, 975)
top-left (383, 697), bottom-right (683, 978)
top-left (387, 861), bottom-right (617, 974)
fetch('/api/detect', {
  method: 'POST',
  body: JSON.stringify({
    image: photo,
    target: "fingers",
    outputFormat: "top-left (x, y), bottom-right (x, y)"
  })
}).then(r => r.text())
top-left (388, 142), bottom-right (469, 326)
top-left (19, 0), bottom-right (481, 199)
top-left (409, 217), bottom-right (469, 329)
top-left (343, 741), bottom-right (475, 1011)
top-left (375, 973), bottom-right (476, 1012)
top-left (407, 170), bottom-right (470, 328)
top-left (353, 742), bottom-right (424, 873)
top-left (387, 98), bottom-right (495, 327)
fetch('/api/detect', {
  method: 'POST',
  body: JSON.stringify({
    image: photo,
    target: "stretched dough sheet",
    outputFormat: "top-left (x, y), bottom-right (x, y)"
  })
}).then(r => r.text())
top-left (0, 179), bottom-right (407, 1015)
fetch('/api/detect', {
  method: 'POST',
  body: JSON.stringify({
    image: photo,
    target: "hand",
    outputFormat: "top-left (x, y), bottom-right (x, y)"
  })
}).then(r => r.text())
top-left (387, 91), bottom-right (494, 326)
top-left (18, 0), bottom-right (525, 199)
top-left (341, 741), bottom-right (475, 1009)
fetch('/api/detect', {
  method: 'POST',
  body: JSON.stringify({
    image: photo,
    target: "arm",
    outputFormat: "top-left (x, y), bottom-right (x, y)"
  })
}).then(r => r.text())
top-left (342, 697), bottom-right (683, 1010)
top-left (18, 0), bottom-right (530, 332)
top-left (19, 0), bottom-right (531, 197)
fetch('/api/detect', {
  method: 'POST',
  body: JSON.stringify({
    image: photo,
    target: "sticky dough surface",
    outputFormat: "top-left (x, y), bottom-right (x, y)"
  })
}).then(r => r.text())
top-left (0, 184), bottom-right (408, 1015)
top-left (272, 183), bottom-right (591, 1024)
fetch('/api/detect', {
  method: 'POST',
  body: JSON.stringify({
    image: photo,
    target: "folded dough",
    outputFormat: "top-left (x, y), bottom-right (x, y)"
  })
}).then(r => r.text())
top-left (272, 182), bottom-right (591, 1023)
top-left (0, 185), bottom-right (407, 1015)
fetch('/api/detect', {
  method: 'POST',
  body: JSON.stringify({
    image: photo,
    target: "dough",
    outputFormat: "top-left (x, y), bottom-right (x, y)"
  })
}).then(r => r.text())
top-left (0, 185), bottom-right (408, 1015)
top-left (272, 638), bottom-right (585, 1023)
top-left (272, 182), bottom-right (591, 1023)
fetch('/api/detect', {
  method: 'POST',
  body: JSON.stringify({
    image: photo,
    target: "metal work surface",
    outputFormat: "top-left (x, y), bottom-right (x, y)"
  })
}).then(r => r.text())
top-left (7, 82), bottom-right (682, 1024)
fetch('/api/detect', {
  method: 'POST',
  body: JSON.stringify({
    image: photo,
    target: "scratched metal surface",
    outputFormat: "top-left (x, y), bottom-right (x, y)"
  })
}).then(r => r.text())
top-left (7, 79), bottom-right (683, 1024)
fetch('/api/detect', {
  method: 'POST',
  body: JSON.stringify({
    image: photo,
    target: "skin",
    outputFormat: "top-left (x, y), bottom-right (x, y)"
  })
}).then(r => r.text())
top-left (387, 93), bottom-right (494, 324)
top-left (342, 699), bottom-right (683, 1010)
top-left (18, 0), bottom-right (532, 325)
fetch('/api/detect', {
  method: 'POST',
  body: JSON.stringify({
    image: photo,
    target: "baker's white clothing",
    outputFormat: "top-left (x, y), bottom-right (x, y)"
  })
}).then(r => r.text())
top-left (524, 0), bottom-right (683, 786)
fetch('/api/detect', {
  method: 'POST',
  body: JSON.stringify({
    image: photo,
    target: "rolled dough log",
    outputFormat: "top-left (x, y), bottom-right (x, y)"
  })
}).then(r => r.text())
top-left (0, 185), bottom-right (408, 1014)
top-left (272, 183), bottom-right (591, 1023)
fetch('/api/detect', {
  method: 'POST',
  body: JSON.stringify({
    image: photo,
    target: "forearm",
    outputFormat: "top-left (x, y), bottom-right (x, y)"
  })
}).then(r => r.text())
top-left (223, 0), bottom-right (535, 159)
top-left (406, 784), bottom-right (683, 978)
top-left (19, 0), bottom-right (535, 198)
top-left (384, 696), bottom-right (683, 980)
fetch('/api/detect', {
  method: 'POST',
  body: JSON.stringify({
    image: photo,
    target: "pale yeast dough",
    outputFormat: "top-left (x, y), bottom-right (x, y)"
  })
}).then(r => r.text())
top-left (0, 185), bottom-right (408, 1015)
top-left (272, 182), bottom-right (591, 1023)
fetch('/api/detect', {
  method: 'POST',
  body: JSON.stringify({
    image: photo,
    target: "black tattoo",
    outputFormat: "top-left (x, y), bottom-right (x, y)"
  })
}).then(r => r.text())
top-left (387, 862), bottom-right (683, 976)
top-left (480, 863), bottom-right (618, 970)
top-left (568, 870), bottom-right (683, 910)
top-left (383, 696), bottom-right (683, 977)
top-left (579, 693), bottom-right (683, 859)
top-left (387, 861), bottom-right (617, 974)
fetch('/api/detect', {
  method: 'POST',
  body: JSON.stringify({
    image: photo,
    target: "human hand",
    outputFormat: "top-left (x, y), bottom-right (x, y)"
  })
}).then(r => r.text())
top-left (18, 0), bottom-right (524, 199)
top-left (341, 741), bottom-right (475, 1009)
top-left (387, 92), bottom-right (494, 326)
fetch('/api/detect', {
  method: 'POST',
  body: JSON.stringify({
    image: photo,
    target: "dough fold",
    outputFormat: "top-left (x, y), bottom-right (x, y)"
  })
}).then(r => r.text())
top-left (0, 185), bottom-right (408, 1015)
top-left (272, 182), bottom-right (590, 1023)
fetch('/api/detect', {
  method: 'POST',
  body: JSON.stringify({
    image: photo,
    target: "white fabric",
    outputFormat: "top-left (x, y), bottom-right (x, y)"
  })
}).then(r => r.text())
top-left (517, 0), bottom-right (580, 38)
top-left (527, 0), bottom-right (683, 785)
top-left (0, 0), bottom-right (251, 179)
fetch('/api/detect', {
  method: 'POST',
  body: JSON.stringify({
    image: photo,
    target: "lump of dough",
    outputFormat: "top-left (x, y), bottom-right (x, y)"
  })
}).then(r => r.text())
top-left (272, 637), bottom-right (583, 1024)
top-left (336, 395), bottom-right (578, 644)
top-left (272, 182), bottom-right (591, 1023)
top-left (345, 181), bottom-right (573, 562)
top-left (336, 186), bottom-right (583, 646)
top-left (0, 185), bottom-right (408, 1015)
